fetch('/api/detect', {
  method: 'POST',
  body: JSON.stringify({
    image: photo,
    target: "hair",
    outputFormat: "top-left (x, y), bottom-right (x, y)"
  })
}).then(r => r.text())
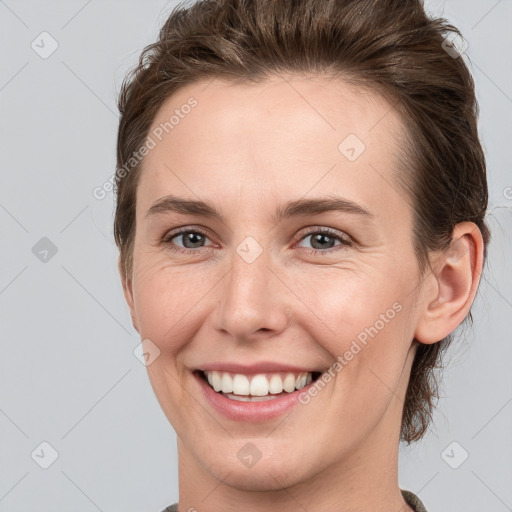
top-left (114, 0), bottom-right (490, 443)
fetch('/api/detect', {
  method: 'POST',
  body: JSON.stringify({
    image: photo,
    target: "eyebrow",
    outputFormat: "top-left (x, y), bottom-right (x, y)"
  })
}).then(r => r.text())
top-left (145, 194), bottom-right (373, 223)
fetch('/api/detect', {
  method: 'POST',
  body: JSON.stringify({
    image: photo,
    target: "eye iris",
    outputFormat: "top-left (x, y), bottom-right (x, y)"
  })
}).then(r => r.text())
top-left (175, 231), bottom-right (340, 251)
top-left (183, 232), bottom-right (205, 249)
top-left (311, 233), bottom-right (335, 250)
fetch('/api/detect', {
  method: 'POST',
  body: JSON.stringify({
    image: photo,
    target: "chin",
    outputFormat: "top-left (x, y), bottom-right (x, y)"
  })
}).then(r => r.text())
top-left (218, 464), bottom-right (305, 492)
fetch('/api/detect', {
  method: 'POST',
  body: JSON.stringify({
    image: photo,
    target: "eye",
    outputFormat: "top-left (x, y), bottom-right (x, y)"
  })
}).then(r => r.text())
top-left (162, 226), bottom-right (352, 255)
top-left (162, 227), bottom-right (214, 253)
top-left (296, 227), bottom-right (352, 254)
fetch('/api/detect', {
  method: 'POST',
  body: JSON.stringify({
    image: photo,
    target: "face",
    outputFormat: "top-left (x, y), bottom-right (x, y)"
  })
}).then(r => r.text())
top-left (122, 74), bottom-right (428, 491)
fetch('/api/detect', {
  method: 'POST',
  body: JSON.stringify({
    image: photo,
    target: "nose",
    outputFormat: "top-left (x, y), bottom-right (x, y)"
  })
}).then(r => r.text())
top-left (213, 246), bottom-right (290, 341)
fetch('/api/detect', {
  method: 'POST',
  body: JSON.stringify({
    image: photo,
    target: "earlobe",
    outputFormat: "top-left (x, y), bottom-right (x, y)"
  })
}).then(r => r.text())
top-left (118, 256), bottom-right (139, 333)
top-left (414, 222), bottom-right (484, 345)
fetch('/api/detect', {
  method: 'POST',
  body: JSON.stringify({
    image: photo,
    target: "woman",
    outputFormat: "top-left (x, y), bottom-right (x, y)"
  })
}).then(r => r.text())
top-left (114, 1), bottom-right (490, 510)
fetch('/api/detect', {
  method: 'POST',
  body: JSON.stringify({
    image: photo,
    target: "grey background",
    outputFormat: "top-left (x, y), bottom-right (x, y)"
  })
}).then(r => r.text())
top-left (0, 1), bottom-right (511, 511)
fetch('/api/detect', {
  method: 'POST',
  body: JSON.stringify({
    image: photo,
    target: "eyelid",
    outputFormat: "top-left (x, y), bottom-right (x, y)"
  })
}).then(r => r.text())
top-left (297, 225), bottom-right (351, 243)
top-left (162, 225), bottom-right (353, 254)
top-left (295, 226), bottom-right (353, 252)
top-left (162, 225), bottom-right (214, 248)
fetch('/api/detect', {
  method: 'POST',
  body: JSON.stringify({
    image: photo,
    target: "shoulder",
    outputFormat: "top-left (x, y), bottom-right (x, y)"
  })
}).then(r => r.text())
top-left (401, 489), bottom-right (429, 512)
top-left (163, 495), bottom-right (427, 512)
top-left (160, 504), bottom-right (178, 512)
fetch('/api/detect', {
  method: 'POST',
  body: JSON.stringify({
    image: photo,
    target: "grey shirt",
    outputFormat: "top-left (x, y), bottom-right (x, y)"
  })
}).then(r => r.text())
top-left (161, 489), bottom-right (428, 511)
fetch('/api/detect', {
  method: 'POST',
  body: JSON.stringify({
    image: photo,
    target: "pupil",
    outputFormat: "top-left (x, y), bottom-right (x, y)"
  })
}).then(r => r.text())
top-left (182, 233), bottom-right (334, 250)
top-left (184, 233), bottom-right (204, 248)
top-left (312, 234), bottom-right (334, 249)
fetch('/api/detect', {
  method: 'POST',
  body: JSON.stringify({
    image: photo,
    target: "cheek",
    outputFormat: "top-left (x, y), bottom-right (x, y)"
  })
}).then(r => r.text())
top-left (132, 261), bottom-right (212, 345)
top-left (132, 245), bottom-right (414, 357)
top-left (292, 269), bottom-right (399, 342)
top-left (295, 267), bottom-right (412, 384)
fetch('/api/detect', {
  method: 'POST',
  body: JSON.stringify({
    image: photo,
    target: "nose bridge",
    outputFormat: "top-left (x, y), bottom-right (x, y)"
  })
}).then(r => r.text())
top-left (214, 237), bottom-right (288, 339)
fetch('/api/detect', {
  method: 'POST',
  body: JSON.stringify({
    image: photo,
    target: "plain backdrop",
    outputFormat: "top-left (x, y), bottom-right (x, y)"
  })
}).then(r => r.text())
top-left (0, 1), bottom-right (511, 511)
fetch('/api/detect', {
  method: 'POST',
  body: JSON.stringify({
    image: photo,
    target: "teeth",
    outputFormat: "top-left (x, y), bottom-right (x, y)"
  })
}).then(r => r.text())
top-left (250, 374), bottom-right (269, 396)
top-left (221, 372), bottom-right (233, 393)
top-left (269, 374), bottom-right (283, 394)
top-left (207, 371), bottom-right (221, 392)
top-left (283, 373), bottom-right (296, 393)
top-left (223, 393), bottom-right (280, 402)
top-left (203, 370), bottom-right (313, 396)
top-left (233, 374), bottom-right (250, 395)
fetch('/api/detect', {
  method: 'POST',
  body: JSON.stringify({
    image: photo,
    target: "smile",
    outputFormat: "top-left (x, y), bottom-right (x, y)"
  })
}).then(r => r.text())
top-left (191, 360), bottom-right (328, 421)
top-left (201, 370), bottom-right (321, 400)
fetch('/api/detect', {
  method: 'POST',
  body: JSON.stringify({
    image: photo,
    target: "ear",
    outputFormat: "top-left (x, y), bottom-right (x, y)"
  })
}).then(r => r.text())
top-left (414, 222), bottom-right (485, 344)
top-left (118, 255), bottom-right (139, 334)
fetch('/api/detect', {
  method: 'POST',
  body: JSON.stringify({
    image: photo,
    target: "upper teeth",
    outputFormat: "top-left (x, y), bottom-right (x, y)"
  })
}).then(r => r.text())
top-left (204, 371), bottom-right (313, 396)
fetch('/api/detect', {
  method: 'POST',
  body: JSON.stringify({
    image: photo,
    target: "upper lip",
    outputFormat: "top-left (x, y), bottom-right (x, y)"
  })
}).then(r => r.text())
top-left (196, 362), bottom-right (323, 374)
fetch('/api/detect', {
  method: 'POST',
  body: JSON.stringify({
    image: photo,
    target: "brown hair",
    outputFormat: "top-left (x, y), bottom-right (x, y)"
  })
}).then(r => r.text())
top-left (114, 0), bottom-right (490, 443)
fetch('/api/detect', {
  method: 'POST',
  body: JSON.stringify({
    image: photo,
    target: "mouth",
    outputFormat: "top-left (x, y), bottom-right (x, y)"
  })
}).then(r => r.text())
top-left (194, 369), bottom-right (323, 402)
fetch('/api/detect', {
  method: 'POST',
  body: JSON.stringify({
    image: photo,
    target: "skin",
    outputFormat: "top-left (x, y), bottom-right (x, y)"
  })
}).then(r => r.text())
top-left (119, 74), bottom-right (484, 512)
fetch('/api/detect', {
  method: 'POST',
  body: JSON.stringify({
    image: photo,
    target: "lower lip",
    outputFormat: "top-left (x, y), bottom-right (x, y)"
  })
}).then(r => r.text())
top-left (194, 371), bottom-right (316, 422)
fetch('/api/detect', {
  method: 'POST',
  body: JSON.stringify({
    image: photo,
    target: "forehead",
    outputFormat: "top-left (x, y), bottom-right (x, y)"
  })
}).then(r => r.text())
top-left (138, 74), bottom-right (408, 221)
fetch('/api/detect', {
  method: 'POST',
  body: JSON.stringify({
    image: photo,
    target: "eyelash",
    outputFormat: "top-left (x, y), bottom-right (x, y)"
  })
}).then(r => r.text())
top-left (161, 226), bottom-right (353, 256)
